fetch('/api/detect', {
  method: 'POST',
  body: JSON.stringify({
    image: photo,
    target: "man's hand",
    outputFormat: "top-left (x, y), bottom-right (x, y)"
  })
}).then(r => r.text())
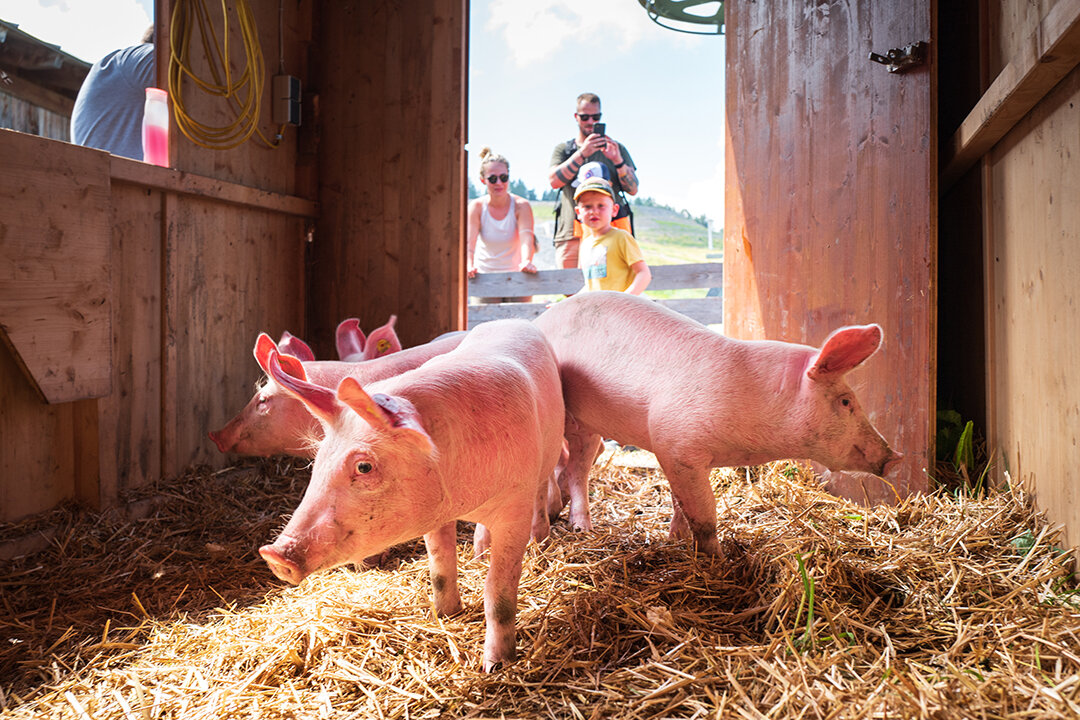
top-left (519, 260), bottom-right (538, 274)
top-left (467, 265), bottom-right (478, 279)
top-left (582, 133), bottom-right (608, 156)
top-left (601, 136), bottom-right (623, 165)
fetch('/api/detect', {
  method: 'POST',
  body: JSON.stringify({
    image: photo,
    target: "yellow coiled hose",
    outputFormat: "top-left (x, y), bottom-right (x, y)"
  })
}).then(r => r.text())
top-left (168, 0), bottom-right (283, 150)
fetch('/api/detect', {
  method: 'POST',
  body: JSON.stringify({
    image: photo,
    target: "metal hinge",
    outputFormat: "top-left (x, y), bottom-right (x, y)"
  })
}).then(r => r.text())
top-left (868, 41), bottom-right (928, 73)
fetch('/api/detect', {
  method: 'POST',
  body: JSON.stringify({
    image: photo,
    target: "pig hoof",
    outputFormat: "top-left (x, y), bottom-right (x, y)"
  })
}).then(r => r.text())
top-left (482, 658), bottom-right (509, 673)
top-left (696, 536), bottom-right (723, 557)
top-left (569, 515), bottom-right (593, 533)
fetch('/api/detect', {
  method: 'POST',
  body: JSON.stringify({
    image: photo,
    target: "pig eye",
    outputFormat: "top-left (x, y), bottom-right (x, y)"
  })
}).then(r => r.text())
top-left (356, 461), bottom-right (373, 474)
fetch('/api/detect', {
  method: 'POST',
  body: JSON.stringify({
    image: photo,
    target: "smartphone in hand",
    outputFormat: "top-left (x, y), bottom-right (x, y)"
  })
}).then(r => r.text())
top-left (593, 122), bottom-right (606, 148)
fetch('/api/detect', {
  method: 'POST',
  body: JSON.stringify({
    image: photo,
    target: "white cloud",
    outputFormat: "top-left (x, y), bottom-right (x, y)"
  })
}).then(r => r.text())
top-left (2, 0), bottom-right (151, 63)
top-left (486, 0), bottom-right (657, 67)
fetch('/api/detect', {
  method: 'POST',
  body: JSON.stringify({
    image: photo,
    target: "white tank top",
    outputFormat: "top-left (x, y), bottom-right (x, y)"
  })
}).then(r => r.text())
top-left (475, 197), bottom-right (520, 273)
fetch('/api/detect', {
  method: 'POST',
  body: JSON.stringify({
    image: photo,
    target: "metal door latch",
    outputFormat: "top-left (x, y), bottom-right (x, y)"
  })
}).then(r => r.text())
top-left (868, 41), bottom-right (927, 73)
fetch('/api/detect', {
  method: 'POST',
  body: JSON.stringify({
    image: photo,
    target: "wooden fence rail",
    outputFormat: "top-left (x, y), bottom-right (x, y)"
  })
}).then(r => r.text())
top-left (467, 262), bottom-right (723, 328)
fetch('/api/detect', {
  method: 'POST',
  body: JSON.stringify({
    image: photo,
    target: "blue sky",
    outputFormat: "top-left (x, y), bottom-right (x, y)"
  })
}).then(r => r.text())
top-left (470, 0), bottom-right (726, 224)
top-left (2, 0), bottom-right (726, 224)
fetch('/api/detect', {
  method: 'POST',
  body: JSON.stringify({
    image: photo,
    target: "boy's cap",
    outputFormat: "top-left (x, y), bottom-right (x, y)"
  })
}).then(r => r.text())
top-left (574, 176), bottom-right (615, 201)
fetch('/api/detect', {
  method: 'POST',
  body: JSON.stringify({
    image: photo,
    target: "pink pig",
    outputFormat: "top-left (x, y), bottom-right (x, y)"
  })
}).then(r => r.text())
top-left (533, 291), bottom-right (902, 555)
top-left (258, 319), bottom-right (564, 671)
top-left (208, 332), bottom-right (464, 457)
top-left (336, 316), bottom-right (403, 362)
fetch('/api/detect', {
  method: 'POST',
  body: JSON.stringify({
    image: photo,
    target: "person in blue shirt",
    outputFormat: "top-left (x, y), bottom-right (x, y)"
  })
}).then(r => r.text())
top-left (71, 27), bottom-right (155, 160)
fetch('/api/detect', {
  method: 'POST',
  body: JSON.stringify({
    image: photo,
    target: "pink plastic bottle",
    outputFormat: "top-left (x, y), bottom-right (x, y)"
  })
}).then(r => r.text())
top-left (142, 88), bottom-right (169, 166)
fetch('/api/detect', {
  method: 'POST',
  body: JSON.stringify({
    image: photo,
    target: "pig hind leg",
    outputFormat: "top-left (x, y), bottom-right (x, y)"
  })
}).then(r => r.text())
top-left (424, 522), bottom-right (463, 616)
top-left (481, 509), bottom-right (532, 672)
top-left (547, 441), bottom-right (570, 521)
top-left (531, 476), bottom-right (553, 544)
top-left (657, 457), bottom-right (722, 556)
top-left (562, 414), bottom-right (602, 532)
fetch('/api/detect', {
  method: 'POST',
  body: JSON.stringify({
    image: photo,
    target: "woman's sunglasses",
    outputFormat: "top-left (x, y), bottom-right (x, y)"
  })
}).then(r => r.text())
top-left (486, 173), bottom-right (510, 184)
top-left (576, 113), bottom-right (602, 121)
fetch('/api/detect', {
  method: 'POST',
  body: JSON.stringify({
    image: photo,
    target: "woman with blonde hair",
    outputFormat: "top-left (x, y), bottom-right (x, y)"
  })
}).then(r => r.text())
top-left (467, 147), bottom-right (537, 302)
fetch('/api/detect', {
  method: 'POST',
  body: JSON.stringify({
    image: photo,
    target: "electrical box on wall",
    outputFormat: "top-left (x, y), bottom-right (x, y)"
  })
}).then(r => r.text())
top-left (272, 74), bottom-right (301, 125)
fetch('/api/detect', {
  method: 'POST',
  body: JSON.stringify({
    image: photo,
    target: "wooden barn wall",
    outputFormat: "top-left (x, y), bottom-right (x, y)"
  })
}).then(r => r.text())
top-left (306, 0), bottom-right (467, 354)
top-left (1, 0), bottom-right (316, 523)
top-left (161, 198), bottom-right (307, 474)
top-left (724, 1), bottom-right (936, 503)
top-left (0, 90), bottom-right (72, 141)
top-left (984, 1), bottom-right (1080, 555)
top-left (0, 146), bottom-right (311, 523)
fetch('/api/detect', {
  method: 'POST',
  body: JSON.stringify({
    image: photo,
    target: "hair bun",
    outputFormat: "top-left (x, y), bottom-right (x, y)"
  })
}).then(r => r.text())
top-left (479, 146), bottom-right (493, 161)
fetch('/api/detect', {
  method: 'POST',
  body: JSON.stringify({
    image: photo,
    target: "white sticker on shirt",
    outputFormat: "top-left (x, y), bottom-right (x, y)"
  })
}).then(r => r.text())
top-left (583, 241), bottom-right (608, 280)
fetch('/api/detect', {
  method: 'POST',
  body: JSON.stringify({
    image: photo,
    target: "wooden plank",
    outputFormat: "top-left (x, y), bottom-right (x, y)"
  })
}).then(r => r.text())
top-left (110, 156), bottom-right (318, 218)
top-left (468, 263), bottom-right (723, 298)
top-left (0, 339), bottom-right (75, 522)
top-left (941, 0), bottom-right (1080, 192)
top-left (726, 1), bottom-right (934, 502)
top-left (985, 66), bottom-right (1080, 561)
top-left (72, 398), bottom-right (101, 509)
top-left (467, 297), bottom-right (723, 329)
top-left (308, 1), bottom-right (466, 354)
top-left (0, 129), bottom-right (112, 404)
top-left (469, 269), bottom-right (583, 297)
top-left (97, 183), bottom-right (163, 499)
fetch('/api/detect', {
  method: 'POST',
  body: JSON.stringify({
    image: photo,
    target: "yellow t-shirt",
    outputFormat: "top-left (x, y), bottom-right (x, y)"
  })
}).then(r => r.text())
top-left (579, 227), bottom-right (645, 292)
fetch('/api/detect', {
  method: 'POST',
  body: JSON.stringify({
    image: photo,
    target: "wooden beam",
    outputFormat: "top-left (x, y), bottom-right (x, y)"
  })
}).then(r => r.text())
top-left (467, 263), bottom-right (723, 298)
top-left (0, 71), bottom-right (76, 116)
top-left (941, 0), bottom-right (1080, 193)
top-left (109, 155), bottom-right (318, 218)
top-left (467, 297), bottom-right (723, 328)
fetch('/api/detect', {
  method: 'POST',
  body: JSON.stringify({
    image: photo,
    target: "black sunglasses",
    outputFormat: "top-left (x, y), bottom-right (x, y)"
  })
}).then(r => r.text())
top-left (576, 113), bottom-right (602, 121)
top-left (486, 173), bottom-right (509, 184)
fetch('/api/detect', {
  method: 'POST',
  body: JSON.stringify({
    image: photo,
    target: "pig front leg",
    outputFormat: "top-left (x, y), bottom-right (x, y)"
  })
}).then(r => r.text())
top-left (480, 507), bottom-right (532, 672)
top-left (657, 457), bottom-right (722, 556)
top-left (562, 415), bottom-right (602, 531)
top-left (424, 522), bottom-right (463, 616)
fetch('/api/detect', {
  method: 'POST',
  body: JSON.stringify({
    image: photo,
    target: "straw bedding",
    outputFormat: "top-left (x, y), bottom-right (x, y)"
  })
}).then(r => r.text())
top-left (2, 454), bottom-right (1078, 719)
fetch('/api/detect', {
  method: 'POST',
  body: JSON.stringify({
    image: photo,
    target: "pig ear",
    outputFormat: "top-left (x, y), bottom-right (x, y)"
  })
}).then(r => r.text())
top-left (278, 331), bottom-right (315, 362)
top-left (337, 377), bottom-right (435, 454)
top-left (807, 324), bottom-right (883, 380)
top-left (276, 352), bottom-right (308, 381)
top-left (336, 318), bottom-right (366, 361)
top-left (254, 333), bottom-right (279, 373)
top-left (362, 315), bottom-right (402, 359)
top-left (268, 350), bottom-right (339, 422)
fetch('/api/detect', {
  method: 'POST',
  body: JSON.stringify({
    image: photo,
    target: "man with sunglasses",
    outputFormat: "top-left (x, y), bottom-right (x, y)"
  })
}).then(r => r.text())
top-left (548, 93), bottom-right (639, 269)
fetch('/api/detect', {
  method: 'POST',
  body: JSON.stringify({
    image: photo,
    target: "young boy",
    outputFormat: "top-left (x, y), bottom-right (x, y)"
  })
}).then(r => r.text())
top-left (574, 177), bottom-right (652, 294)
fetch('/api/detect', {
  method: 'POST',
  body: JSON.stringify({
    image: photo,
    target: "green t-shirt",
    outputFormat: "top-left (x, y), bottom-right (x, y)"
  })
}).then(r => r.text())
top-left (548, 140), bottom-right (635, 244)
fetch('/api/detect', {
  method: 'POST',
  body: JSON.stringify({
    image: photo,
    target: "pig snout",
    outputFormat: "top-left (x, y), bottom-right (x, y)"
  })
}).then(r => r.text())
top-left (208, 429), bottom-right (233, 454)
top-left (259, 544), bottom-right (306, 585)
top-left (877, 447), bottom-right (904, 477)
top-left (849, 440), bottom-right (903, 478)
